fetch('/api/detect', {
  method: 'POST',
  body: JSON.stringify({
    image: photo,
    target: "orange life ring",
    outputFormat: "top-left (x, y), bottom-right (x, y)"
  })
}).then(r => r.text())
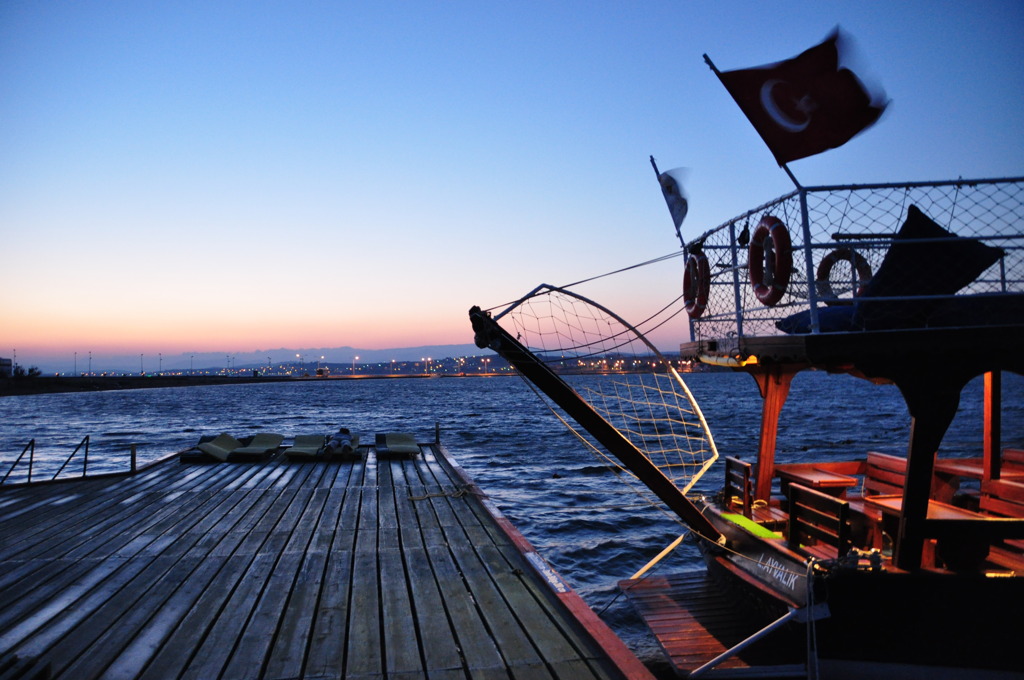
top-left (748, 216), bottom-right (792, 306)
top-left (683, 252), bottom-right (711, 318)
top-left (815, 247), bottom-right (873, 305)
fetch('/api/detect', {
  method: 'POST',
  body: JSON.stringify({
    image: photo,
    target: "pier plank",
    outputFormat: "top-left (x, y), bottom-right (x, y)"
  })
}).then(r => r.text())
top-left (304, 547), bottom-right (354, 678)
top-left (0, 445), bottom-right (646, 680)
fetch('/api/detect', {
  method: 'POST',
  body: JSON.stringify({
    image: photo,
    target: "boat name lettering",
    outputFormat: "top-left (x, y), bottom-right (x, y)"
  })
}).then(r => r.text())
top-left (757, 553), bottom-right (798, 592)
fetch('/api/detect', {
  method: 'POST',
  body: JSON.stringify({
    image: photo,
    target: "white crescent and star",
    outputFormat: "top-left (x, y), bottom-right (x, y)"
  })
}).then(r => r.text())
top-left (759, 79), bottom-right (814, 132)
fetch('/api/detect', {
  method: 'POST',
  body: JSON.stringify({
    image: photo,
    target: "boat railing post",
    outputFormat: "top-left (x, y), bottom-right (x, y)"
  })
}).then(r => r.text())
top-left (27, 439), bottom-right (33, 484)
top-left (729, 219), bottom-right (744, 339)
top-left (83, 435), bottom-right (89, 477)
top-left (798, 187), bottom-right (820, 333)
top-left (434, 422), bottom-right (440, 445)
top-left (130, 443), bottom-right (137, 473)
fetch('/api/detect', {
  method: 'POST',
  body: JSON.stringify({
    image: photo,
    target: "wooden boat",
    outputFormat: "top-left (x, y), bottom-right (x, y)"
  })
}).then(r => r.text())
top-left (470, 176), bottom-right (1024, 676)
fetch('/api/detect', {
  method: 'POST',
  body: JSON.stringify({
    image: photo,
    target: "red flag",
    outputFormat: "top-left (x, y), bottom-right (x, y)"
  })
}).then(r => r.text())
top-left (713, 29), bottom-right (887, 165)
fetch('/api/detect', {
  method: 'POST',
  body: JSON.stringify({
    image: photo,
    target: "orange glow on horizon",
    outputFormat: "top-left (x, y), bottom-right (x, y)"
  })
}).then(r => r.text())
top-left (2, 310), bottom-right (475, 359)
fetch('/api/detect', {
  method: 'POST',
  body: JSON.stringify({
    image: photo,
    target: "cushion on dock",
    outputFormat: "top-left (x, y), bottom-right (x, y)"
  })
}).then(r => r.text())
top-left (231, 432), bottom-right (284, 454)
top-left (285, 434), bottom-right (327, 460)
top-left (196, 433), bottom-right (244, 462)
top-left (375, 432), bottom-right (419, 458)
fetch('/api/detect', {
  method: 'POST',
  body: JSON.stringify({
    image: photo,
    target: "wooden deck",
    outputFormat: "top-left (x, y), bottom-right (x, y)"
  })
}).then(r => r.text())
top-left (0, 441), bottom-right (651, 679)
top-left (620, 572), bottom-right (803, 677)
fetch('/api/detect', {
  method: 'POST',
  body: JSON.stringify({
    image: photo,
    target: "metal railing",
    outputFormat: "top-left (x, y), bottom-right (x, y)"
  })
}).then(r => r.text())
top-left (683, 177), bottom-right (1024, 352)
top-left (1, 437), bottom-right (140, 486)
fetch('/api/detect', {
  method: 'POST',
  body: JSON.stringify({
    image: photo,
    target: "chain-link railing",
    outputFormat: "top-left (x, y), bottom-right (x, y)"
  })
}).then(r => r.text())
top-left (683, 177), bottom-right (1024, 349)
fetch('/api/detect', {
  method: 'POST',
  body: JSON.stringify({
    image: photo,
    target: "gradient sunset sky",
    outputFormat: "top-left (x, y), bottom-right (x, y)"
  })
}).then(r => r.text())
top-left (3, 1), bottom-right (1022, 372)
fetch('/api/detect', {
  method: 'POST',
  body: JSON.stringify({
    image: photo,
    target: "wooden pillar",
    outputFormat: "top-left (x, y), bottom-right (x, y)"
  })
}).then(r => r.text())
top-left (893, 375), bottom-right (964, 571)
top-left (750, 366), bottom-right (799, 502)
top-left (983, 371), bottom-right (1002, 481)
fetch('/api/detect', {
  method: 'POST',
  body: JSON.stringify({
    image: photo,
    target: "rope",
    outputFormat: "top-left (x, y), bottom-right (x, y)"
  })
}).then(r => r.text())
top-left (805, 559), bottom-right (821, 680)
top-left (482, 249), bottom-right (684, 314)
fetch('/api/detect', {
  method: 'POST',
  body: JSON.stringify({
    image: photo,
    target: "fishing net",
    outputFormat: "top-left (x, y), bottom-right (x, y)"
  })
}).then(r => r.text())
top-left (478, 284), bottom-right (718, 495)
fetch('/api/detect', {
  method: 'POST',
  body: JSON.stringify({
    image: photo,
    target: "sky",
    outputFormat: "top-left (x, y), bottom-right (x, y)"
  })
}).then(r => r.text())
top-left (3, 1), bottom-right (1022, 373)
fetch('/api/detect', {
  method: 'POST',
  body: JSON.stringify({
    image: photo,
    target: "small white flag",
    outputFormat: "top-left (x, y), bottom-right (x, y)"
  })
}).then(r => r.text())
top-left (651, 156), bottom-right (689, 246)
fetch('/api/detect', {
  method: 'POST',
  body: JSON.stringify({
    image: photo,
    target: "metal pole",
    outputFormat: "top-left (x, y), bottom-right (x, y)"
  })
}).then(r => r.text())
top-left (689, 609), bottom-right (801, 677)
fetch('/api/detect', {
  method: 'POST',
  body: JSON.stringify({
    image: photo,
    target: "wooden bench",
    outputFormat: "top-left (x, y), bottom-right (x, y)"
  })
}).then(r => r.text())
top-left (979, 478), bottom-right (1024, 571)
top-left (787, 483), bottom-right (852, 559)
top-left (1004, 448), bottom-right (1024, 472)
top-left (723, 456), bottom-right (752, 519)
top-left (723, 456), bottom-right (786, 528)
top-left (980, 478), bottom-right (1024, 518)
top-left (864, 451), bottom-right (907, 496)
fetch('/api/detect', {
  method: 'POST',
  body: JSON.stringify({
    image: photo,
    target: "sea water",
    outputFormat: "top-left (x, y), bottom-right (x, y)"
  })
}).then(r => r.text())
top-left (1, 371), bottom-right (1022, 662)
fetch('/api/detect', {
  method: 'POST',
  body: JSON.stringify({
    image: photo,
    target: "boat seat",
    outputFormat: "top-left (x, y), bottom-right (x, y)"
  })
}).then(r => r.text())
top-left (1003, 448), bottom-right (1024, 472)
top-left (723, 457), bottom-right (786, 528)
top-left (723, 456), bottom-right (752, 518)
top-left (864, 451), bottom-right (908, 496)
top-left (787, 483), bottom-right (853, 559)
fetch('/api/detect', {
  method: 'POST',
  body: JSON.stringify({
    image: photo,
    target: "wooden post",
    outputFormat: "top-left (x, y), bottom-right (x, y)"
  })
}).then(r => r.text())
top-left (983, 372), bottom-right (1002, 481)
top-left (750, 366), bottom-right (799, 502)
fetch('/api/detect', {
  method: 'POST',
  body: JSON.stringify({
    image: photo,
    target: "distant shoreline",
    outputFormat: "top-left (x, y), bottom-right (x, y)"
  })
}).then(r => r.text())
top-left (0, 373), bottom-right (510, 397)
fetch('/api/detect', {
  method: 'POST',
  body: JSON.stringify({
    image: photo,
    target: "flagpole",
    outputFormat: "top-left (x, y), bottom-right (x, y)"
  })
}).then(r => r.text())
top-left (704, 53), bottom-right (803, 190)
top-left (702, 53), bottom-right (720, 76)
top-left (780, 163), bottom-right (803, 189)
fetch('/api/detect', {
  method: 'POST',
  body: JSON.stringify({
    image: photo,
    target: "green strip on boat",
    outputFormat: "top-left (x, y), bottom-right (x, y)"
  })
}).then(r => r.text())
top-left (722, 513), bottom-right (783, 539)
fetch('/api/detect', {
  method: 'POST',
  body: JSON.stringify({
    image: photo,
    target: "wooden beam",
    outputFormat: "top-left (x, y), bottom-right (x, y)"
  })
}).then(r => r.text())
top-left (984, 371), bottom-right (1002, 481)
top-left (892, 372), bottom-right (966, 571)
top-left (749, 365), bottom-right (801, 502)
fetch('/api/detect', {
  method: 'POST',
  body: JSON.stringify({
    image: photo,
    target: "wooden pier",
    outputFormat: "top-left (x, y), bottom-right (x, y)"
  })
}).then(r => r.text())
top-left (0, 440), bottom-right (652, 679)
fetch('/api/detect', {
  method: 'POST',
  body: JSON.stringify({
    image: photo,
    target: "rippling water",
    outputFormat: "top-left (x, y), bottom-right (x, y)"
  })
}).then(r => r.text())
top-left (1, 371), bottom-right (1022, 662)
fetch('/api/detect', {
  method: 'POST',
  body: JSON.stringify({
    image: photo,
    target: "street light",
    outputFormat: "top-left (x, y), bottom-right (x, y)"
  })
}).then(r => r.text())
top-left (352, 356), bottom-right (359, 374)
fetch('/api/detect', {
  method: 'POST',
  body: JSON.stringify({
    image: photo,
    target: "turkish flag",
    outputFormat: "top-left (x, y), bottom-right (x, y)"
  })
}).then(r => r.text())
top-left (715, 29), bottom-right (887, 165)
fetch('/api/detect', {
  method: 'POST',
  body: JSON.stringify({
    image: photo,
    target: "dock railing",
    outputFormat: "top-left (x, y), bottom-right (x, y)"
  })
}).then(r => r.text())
top-left (1, 437), bottom-right (142, 486)
top-left (684, 177), bottom-right (1024, 354)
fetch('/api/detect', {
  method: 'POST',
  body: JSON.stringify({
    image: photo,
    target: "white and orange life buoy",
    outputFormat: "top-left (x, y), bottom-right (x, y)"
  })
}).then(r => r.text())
top-left (748, 216), bottom-right (792, 306)
top-left (815, 247), bottom-right (873, 305)
top-left (683, 252), bottom-right (710, 318)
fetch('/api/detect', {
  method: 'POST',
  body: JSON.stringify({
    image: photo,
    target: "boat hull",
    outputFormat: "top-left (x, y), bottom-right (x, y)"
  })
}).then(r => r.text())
top-left (698, 508), bottom-right (1024, 673)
